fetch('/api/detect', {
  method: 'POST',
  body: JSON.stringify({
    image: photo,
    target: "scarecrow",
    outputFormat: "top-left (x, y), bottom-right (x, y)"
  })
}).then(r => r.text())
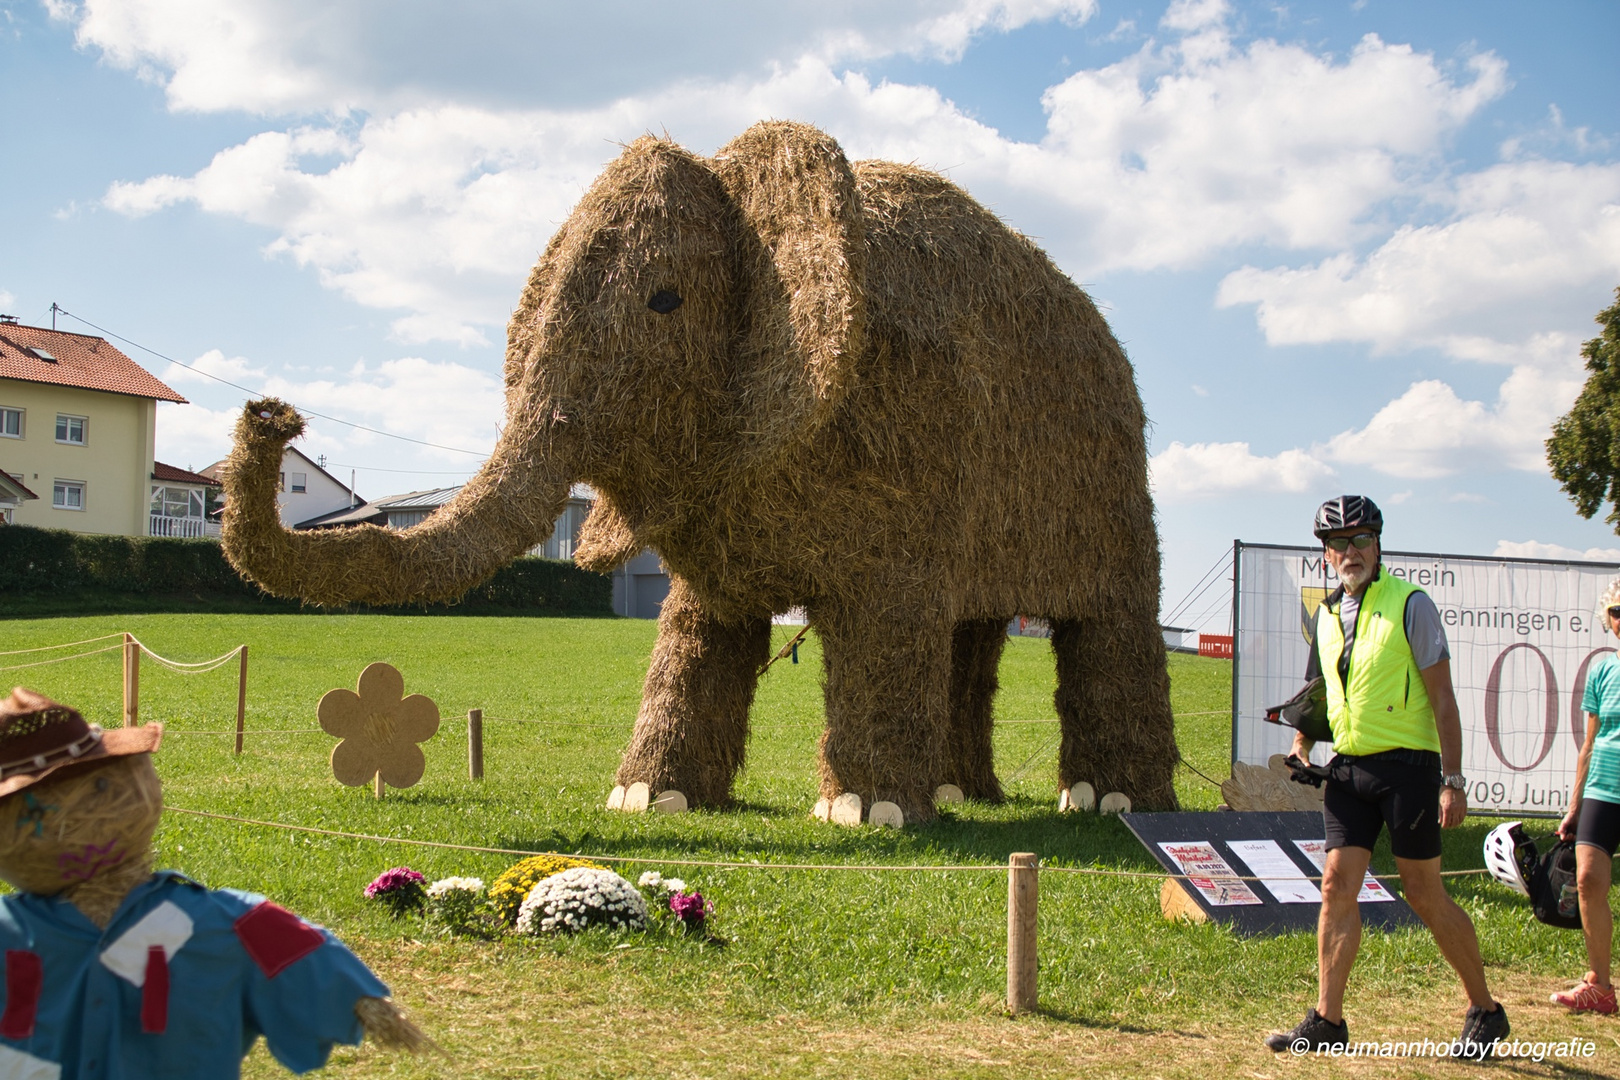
top-left (0, 688), bottom-right (425, 1077)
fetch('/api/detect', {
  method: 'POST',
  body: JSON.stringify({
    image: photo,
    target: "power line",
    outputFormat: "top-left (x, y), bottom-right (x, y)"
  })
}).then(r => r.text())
top-left (51, 306), bottom-right (489, 459)
top-left (1164, 548), bottom-right (1233, 627)
top-left (325, 462), bottom-right (479, 475)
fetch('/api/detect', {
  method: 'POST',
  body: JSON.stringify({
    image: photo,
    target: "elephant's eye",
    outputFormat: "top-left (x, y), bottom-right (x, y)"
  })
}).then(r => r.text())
top-left (647, 290), bottom-right (683, 314)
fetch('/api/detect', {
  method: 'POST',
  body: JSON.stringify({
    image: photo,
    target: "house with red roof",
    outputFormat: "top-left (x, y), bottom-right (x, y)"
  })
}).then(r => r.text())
top-left (0, 317), bottom-right (190, 536)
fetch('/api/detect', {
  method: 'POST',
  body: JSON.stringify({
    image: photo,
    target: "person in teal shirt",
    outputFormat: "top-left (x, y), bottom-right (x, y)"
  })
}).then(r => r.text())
top-left (1556, 576), bottom-right (1620, 1015)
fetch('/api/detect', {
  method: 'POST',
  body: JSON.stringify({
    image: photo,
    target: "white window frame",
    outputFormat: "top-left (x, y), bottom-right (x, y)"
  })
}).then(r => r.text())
top-left (0, 407), bottom-right (21, 439)
top-left (55, 414), bottom-right (87, 446)
top-left (53, 480), bottom-right (85, 511)
top-left (290, 472), bottom-right (307, 493)
top-left (150, 485), bottom-right (205, 519)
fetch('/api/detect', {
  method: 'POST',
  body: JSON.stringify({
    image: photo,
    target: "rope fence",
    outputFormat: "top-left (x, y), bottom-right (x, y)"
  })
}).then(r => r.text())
top-left (163, 806), bottom-right (1489, 882)
top-left (0, 632), bottom-right (126, 656)
top-left (1, 631), bottom-right (252, 753)
top-left (163, 800), bottom-right (1493, 1013)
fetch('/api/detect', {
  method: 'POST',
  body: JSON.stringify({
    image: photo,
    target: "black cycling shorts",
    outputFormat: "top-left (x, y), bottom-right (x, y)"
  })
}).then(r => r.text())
top-left (1322, 751), bottom-right (1443, 861)
top-left (1575, 796), bottom-right (1620, 857)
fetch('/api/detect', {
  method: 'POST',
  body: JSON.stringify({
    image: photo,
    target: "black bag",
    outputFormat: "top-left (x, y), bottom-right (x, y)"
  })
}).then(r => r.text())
top-left (1529, 839), bottom-right (1583, 930)
top-left (1264, 675), bottom-right (1332, 743)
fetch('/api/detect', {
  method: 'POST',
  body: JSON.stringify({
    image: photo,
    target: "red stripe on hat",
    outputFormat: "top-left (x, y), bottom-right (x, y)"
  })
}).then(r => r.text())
top-left (141, 945), bottom-right (168, 1034)
top-left (0, 950), bottom-right (42, 1038)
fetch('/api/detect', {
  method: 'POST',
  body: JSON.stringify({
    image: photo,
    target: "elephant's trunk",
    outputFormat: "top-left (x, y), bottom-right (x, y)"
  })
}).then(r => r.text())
top-left (220, 398), bottom-right (571, 607)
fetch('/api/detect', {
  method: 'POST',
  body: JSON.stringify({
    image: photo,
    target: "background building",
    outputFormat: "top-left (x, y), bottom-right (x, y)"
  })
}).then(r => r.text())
top-left (0, 319), bottom-right (185, 536)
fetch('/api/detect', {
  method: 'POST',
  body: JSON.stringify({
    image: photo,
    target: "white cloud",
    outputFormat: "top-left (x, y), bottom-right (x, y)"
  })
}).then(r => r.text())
top-left (99, 13), bottom-right (1513, 344)
top-left (50, 0), bottom-right (1097, 115)
top-left (0, 290), bottom-right (15, 313)
top-left (155, 354), bottom-right (502, 471)
top-left (1493, 540), bottom-right (1620, 563)
top-left (1216, 160), bottom-right (1620, 358)
top-left (154, 401), bottom-right (240, 471)
top-left (1149, 440), bottom-right (1334, 500)
top-left (1320, 359), bottom-right (1584, 479)
top-left (1030, 32), bottom-right (1505, 270)
top-left (159, 348), bottom-right (266, 388)
top-left (1160, 0), bottom-right (1228, 33)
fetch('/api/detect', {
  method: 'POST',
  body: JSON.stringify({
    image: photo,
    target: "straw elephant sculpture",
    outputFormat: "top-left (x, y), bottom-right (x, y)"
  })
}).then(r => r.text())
top-left (220, 120), bottom-right (1180, 822)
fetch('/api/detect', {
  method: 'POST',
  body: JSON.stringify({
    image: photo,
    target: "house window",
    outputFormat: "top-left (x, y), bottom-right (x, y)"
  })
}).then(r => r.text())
top-left (290, 472), bottom-right (307, 493)
top-left (150, 486), bottom-right (204, 519)
top-left (278, 472), bottom-right (286, 492)
top-left (55, 415), bottom-right (86, 445)
top-left (0, 407), bottom-right (21, 438)
top-left (53, 480), bottom-right (85, 510)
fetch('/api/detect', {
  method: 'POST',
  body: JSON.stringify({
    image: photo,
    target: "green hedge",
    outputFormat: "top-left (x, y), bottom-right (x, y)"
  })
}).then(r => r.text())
top-left (0, 524), bottom-right (613, 616)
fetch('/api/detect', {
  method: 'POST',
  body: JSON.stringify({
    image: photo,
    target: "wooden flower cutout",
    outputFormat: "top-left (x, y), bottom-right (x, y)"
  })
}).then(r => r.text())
top-left (318, 663), bottom-right (440, 791)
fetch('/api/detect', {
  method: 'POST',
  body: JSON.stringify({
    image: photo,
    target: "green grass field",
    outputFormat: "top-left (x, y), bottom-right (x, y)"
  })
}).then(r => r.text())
top-left (1, 614), bottom-right (1612, 1077)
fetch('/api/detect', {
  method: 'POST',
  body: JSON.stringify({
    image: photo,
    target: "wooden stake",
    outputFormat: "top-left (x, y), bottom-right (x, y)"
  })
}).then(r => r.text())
top-left (374, 771), bottom-right (384, 800)
top-left (234, 645), bottom-right (248, 756)
top-left (122, 633), bottom-right (140, 728)
top-left (468, 708), bottom-right (484, 780)
top-left (1007, 852), bottom-right (1038, 1014)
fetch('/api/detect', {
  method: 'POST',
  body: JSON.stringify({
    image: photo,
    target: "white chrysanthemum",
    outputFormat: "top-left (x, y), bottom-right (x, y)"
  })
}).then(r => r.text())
top-left (426, 876), bottom-right (484, 897)
top-left (516, 867), bottom-right (647, 935)
top-left (662, 878), bottom-right (686, 893)
top-left (638, 871), bottom-right (663, 888)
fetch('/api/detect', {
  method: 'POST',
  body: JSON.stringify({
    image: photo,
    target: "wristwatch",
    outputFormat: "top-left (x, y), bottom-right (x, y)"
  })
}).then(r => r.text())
top-left (1442, 773), bottom-right (1467, 791)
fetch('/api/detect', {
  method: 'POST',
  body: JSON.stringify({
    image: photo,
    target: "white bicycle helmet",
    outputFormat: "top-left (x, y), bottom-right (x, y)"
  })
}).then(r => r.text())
top-left (1483, 821), bottom-right (1536, 897)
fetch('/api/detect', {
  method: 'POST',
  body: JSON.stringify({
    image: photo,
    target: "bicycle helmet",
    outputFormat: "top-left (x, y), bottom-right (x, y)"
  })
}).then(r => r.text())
top-left (1314, 495), bottom-right (1383, 539)
top-left (1531, 838), bottom-right (1583, 930)
top-left (1482, 821), bottom-right (1536, 898)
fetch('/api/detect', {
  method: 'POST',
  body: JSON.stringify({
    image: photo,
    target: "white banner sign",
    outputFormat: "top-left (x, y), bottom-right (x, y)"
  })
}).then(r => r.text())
top-left (1232, 542), bottom-right (1620, 817)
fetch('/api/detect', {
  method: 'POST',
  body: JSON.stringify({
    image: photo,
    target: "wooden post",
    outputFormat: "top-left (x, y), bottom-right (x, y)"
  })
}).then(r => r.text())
top-left (374, 772), bottom-right (384, 800)
top-left (468, 708), bottom-right (484, 780)
top-left (1007, 852), bottom-right (1038, 1014)
top-left (234, 645), bottom-right (248, 756)
top-left (122, 633), bottom-right (140, 728)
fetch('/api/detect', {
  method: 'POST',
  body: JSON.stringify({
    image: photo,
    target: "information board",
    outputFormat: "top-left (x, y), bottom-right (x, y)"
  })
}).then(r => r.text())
top-left (1121, 811), bottom-right (1420, 936)
top-left (1232, 542), bottom-right (1620, 817)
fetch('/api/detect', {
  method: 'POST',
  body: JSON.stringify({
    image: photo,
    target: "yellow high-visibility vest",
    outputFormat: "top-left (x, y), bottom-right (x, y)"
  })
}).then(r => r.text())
top-left (1316, 572), bottom-right (1440, 755)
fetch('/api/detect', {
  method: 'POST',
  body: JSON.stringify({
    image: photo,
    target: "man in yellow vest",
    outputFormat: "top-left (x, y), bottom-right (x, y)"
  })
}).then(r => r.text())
top-left (1265, 496), bottom-right (1508, 1058)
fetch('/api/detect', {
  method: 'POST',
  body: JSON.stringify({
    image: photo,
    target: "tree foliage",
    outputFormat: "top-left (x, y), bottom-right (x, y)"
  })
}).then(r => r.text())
top-left (1547, 287), bottom-right (1620, 531)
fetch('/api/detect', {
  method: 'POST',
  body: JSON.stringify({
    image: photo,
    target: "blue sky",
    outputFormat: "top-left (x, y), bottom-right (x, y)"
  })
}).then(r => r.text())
top-left (3, 0), bottom-right (1618, 629)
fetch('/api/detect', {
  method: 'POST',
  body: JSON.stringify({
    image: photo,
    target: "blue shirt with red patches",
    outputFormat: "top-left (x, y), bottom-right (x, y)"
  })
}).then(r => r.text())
top-left (0, 871), bottom-right (389, 1078)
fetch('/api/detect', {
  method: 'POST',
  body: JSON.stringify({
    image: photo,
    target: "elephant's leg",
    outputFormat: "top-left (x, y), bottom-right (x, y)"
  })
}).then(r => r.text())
top-left (942, 618), bottom-right (1008, 802)
top-left (815, 604), bottom-right (951, 823)
top-left (1051, 613), bottom-right (1179, 810)
top-left (614, 575), bottom-right (771, 807)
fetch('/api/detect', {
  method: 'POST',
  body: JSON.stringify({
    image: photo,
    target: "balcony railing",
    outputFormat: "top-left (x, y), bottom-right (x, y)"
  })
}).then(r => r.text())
top-left (149, 516), bottom-right (221, 539)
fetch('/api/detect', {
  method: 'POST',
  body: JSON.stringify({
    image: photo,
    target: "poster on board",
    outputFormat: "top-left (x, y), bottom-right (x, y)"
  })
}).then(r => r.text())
top-left (1231, 541), bottom-right (1620, 817)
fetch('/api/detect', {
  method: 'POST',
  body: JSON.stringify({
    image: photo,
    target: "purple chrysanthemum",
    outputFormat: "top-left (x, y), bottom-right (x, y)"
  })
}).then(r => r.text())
top-left (365, 866), bottom-right (427, 916)
top-left (668, 889), bottom-right (711, 928)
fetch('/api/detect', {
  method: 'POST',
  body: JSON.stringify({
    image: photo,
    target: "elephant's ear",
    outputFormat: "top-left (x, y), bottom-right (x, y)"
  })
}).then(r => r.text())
top-left (573, 495), bottom-right (640, 573)
top-left (712, 121), bottom-right (865, 461)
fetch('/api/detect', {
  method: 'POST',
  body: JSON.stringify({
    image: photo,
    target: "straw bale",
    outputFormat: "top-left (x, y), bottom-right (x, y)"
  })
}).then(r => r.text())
top-left (354, 996), bottom-right (431, 1052)
top-left (615, 577), bottom-right (771, 805)
top-left (943, 618), bottom-right (1008, 801)
top-left (0, 755), bottom-right (162, 926)
top-left (219, 120), bottom-right (1179, 822)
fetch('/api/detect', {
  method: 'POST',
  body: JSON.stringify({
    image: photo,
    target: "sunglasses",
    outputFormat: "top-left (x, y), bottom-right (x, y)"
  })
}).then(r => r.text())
top-left (1608, 605), bottom-right (1620, 621)
top-left (1324, 532), bottom-right (1378, 552)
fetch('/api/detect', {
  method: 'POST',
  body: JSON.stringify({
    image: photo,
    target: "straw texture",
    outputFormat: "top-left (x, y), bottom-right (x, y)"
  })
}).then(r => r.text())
top-left (0, 756), bottom-right (162, 926)
top-left (219, 120), bottom-right (1178, 821)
